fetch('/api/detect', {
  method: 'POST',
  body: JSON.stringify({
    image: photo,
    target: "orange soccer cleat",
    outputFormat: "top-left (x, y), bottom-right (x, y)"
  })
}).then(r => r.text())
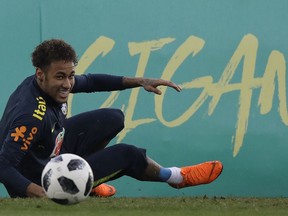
top-left (90, 183), bottom-right (116, 197)
top-left (169, 161), bottom-right (223, 189)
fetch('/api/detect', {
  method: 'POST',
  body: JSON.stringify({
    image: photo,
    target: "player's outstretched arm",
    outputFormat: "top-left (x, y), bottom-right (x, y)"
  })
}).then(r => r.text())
top-left (122, 77), bottom-right (182, 95)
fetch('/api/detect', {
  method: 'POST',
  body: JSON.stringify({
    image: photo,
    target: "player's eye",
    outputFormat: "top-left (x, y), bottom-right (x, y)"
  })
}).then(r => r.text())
top-left (68, 74), bottom-right (75, 79)
top-left (56, 75), bottom-right (64, 80)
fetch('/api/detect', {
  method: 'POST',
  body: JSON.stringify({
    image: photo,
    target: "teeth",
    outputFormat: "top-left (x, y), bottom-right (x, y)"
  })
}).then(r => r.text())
top-left (59, 90), bottom-right (70, 97)
top-left (60, 89), bottom-right (69, 93)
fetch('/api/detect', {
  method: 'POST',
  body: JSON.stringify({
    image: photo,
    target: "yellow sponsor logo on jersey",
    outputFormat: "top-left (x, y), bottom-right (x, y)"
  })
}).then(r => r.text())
top-left (33, 96), bottom-right (46, 121)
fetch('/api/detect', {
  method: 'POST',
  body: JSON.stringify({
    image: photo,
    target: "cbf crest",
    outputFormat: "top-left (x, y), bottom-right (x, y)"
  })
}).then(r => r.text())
top-left (61, 103), bottom-right (67, 115)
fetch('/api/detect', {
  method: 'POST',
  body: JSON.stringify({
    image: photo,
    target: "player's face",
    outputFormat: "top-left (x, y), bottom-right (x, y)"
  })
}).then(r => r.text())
top-left (36, 60), bottom-right (75, 103)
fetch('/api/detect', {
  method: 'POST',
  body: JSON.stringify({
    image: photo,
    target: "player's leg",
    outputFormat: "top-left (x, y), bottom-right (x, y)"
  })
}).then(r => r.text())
top-left (84, 143), bottom-right (223, 190)
top-left (84, 144), bottom-right (148, 184)
top-left (61, 108), bottom-right (124, 197)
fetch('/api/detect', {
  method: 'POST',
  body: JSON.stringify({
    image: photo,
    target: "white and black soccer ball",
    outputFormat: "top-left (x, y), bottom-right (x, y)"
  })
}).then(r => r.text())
top-left (41, 153), bottom-right (94, 205)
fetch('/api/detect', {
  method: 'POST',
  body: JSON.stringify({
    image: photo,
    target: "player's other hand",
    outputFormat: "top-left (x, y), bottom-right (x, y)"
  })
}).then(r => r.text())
top-left (141, 78), bottom-right (182, 95)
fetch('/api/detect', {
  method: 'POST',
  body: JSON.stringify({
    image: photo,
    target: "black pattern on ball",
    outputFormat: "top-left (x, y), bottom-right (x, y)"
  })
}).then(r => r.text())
top-left (84, 173), bottom-right (93, 196)
top-left (67, 159), bottom-right (86, 171)
top-left (58, 176), bottom-right (79, 194)
top-left (51, 155), bottom-right (63, 163)
top-left (52, 198), bottom-right (69, 205)
top-left (42, 168), bottom-right (52, 191)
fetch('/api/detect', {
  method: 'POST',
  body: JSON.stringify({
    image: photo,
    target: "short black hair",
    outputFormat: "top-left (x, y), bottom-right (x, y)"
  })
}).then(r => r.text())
top-left (31, 39), bottom-right (78, 70)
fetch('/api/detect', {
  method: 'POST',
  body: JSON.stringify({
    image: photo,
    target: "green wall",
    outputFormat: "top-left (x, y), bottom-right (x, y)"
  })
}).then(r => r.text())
top-left (0, 0), bottom-right (288, 197)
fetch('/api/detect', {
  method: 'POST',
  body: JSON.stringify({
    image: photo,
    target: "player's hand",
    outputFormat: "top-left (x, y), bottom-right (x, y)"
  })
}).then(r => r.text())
top-left (26, 182), bottom-right (46, 198)
top-left (141, 78), bottom-right (182, 95)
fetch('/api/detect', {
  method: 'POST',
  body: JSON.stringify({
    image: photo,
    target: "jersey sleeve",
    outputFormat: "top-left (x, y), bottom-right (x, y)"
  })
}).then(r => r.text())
top-left (71, 73), bottom-right (126, 93)
top-left (0, 114), bottom-right (42, 197)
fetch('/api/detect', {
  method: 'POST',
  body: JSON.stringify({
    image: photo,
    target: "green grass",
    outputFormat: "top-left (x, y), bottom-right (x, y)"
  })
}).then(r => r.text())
top-left (0, 197), bottom-right (288, 216)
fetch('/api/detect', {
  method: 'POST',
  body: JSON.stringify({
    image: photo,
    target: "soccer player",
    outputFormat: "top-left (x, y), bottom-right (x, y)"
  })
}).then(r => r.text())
top-left (0, 39), bottom-right (223, 198)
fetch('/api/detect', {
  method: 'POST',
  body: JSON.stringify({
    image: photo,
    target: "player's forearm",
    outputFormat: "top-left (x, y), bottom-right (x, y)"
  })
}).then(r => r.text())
top-left (122, 77), bottom-right (144, 88)
top-left (72, 74), bottom-right (126, 93)
top-left (0, 159), bottom-right (32, 197)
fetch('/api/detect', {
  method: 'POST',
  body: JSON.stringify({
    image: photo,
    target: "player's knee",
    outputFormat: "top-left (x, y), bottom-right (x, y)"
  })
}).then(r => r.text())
top-left (116, 144), bottom-right (148, 178)
top-left (108, 108), bottom-right (125, 131)
top-left (118, 144), bottom-right (147, 165)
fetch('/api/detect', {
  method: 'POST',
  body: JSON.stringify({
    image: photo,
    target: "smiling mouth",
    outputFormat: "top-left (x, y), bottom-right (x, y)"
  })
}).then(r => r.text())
top-left (59, 89), bottom-right (70, 98)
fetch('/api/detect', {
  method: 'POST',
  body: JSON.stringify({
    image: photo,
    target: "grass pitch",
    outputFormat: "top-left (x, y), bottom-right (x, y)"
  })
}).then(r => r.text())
top-left (0, 196), bottom-right (288, 216)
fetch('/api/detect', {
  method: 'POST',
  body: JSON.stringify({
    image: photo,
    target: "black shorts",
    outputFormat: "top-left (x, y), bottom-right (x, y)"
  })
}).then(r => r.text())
top-left (61, 108), bottom-right (125, 155)
top-left (61, 108), bottom-right (148, 184)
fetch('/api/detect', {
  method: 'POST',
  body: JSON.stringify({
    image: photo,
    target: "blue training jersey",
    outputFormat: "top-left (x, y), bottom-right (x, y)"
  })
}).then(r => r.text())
top-left (0, 73), bottom-right (124, 197)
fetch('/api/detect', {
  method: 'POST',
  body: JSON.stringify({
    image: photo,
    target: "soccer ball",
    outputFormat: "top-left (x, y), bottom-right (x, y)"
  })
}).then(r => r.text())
top-left (41, 153), bottom-right (94, 205)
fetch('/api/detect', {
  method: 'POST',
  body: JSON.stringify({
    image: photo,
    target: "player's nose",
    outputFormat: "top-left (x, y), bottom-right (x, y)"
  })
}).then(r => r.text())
top-left (62, 77), bottom-right (72, 89)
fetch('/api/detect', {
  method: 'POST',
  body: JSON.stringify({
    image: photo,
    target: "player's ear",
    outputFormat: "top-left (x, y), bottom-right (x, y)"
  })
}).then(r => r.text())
top-left (36, 68), bottom-right (45, 82)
